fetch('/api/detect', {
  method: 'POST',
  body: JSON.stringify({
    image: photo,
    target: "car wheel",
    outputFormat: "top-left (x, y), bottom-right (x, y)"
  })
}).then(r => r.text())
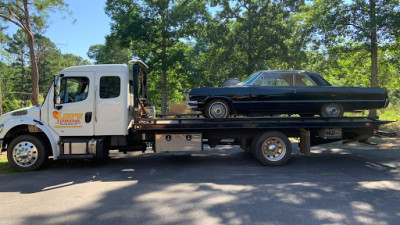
top-left (320, 103), bottom-right (344, 117)
top-left (252, 131), bottom-right (292, 166)
top-left (7, 135), bottom-right (47, 172)
top-left (205, 99), bottom-right (230, 118)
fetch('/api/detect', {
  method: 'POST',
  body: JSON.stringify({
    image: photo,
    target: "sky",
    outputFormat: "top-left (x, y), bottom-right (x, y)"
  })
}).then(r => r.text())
top-left (5, 0), bottom-right (112, 62)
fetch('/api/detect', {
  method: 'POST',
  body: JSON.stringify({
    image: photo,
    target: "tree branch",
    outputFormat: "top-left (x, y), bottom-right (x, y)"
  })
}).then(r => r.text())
top-left (9, 10), bottom-right (27, 31)
top-left (1, 5), bottom-right (29, 33)
top-left (0, 14), bottom-right (25, 31)
top-left (14, 3), bottom-right (25, 14)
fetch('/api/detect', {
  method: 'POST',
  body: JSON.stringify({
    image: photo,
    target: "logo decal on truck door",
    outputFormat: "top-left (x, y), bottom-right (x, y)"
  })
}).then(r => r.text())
top-left (53, 111), bottom-right (83, 128)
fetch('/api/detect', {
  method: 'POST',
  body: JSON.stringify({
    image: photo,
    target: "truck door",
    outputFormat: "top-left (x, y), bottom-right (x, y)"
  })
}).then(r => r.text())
top-left (94, 72), bottom-right (127, 136)
top-left (48, 72), bottom-right (95, 136)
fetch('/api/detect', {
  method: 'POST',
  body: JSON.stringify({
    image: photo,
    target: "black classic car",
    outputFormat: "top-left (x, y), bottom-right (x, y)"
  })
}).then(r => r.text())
top-left (188, 70), bottom-right (389, 118)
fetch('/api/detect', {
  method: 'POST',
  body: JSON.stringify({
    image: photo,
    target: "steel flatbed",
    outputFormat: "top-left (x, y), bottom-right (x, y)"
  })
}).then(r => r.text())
top-left (135, 116), bottom-right (390, 131)
top-left (130, 116), bottom-right (392, 165)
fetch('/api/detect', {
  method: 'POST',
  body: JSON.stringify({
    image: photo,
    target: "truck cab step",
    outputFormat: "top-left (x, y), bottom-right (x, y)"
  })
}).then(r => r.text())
top-left (58, 154), bottom-right (95, 159)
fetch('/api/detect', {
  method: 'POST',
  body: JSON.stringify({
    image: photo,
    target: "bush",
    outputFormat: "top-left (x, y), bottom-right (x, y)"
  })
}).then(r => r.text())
top-left (2, 99), bottom-right (21, 113)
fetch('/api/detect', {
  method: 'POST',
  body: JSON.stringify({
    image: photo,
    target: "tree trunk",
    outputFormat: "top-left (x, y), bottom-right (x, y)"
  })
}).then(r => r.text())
top-left (247, 4), bottom-right (254, 73)
top-left (23, 0), bottom-right (40, 106)
top-left (0, 78), bottom-right (2, 115)
top-left (161, 36), bottom-right (168, 116)
top-left (368, 0), bottom-right (378, 119)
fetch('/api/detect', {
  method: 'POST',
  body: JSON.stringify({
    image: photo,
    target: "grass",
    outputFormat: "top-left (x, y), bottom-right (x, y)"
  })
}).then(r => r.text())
top-left (0, 154), bottom-right (17, 176)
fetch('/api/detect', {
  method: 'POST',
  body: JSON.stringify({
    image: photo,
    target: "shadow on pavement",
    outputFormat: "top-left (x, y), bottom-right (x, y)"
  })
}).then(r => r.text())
top-left (0, 144), bottom-right (399, 225)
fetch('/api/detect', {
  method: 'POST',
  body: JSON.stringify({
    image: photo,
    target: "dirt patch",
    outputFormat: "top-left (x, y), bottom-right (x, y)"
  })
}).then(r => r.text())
top-left (325, 137), bottom-right (400, 149)
top-left (381, 122), bottom-right (400, 133)
top-left (369, 137), bottom-right (400, 148)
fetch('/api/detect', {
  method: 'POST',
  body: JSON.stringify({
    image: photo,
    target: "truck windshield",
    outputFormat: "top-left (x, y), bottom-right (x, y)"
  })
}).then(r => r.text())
top-left (237, 72), bottom-right (262, 86)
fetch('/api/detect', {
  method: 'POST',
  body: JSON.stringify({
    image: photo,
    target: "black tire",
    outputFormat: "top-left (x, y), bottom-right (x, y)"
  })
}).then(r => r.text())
top-left (205, 99), bottom-right (230, 118)
top-left (320, 103), bottom-right (344, 117)
top-left (7, 135), bottom-right (47, 172)
top-left (251, 131), bottom-right (292, 166)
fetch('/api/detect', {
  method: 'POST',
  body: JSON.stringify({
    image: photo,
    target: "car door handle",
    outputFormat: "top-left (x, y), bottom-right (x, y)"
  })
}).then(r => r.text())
top-left (85, 112), bottom-right (92, 123)
top-left (289, 89), bottom-right (297, 93)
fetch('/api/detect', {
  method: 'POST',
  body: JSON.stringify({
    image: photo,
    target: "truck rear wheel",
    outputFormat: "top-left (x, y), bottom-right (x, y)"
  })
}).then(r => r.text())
top-left (252, 131), bottom-right (292, 166)
top-left (7, 135), bottom-right (47, 172)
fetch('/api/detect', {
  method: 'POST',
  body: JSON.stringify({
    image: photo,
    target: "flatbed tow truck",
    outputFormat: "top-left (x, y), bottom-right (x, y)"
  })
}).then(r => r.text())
top-left (0, 61), bottom-right (392, 171)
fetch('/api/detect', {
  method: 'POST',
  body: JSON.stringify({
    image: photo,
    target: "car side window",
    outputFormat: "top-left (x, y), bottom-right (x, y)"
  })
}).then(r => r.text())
top-left (100, 76), bottom-right (121, 99)
top-left (295, 74), bottom-right (316, 86)
top-left (254, 74), bottom-right (292, 86)
top-left (59, 77), bottom-right (89, 104)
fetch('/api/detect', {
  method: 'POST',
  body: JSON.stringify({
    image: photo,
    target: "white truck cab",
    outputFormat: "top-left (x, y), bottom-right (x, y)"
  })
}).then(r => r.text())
top-left (0, 61), bottom-right (149, 171)
top-left (45, 64), bottom-right (132, 137)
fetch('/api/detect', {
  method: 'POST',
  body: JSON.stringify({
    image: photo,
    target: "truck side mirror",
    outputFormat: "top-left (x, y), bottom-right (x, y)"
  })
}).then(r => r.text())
top-left (55, 95), bottom-right (61, 105)
top-left (55, 76), bottom-right (61, 96)
top-left (54, 76), bottom-right (62, 109)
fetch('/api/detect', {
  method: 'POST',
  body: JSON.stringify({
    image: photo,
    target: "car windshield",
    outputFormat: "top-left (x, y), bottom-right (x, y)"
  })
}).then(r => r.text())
top-left (237, 72), bottom-right (262, 86)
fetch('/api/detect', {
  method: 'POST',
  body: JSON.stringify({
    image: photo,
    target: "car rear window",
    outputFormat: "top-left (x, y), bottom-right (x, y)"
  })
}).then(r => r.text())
top-left (305, 72), bottom-right (332, 86)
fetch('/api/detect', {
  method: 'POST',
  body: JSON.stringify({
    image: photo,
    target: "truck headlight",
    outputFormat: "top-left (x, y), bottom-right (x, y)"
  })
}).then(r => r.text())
top-left (0, 124), bottom-right (3, 133)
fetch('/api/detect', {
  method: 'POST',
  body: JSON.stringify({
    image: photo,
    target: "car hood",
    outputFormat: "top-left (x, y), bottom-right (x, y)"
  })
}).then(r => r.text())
top-left (0, 106), bottom-right (41, 124)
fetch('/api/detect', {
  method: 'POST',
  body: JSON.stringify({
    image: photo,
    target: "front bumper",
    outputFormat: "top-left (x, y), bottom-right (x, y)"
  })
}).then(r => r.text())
top-left (188, 101), bottom-right (199, 111)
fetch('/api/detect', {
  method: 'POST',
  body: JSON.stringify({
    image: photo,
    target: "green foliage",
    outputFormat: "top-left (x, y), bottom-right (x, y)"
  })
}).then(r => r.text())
top-left (105, 0), bottom-right (209, 114)
top-left (2, 99), bottom-right (22, 112)
top-left (1, 32), bottom-right (90, 114)
top-left (190, 0), bottom-right (306, 88)
top-left (302, 0), bottom-right (400, 49)
top-left (87, 42), bottom-right (131, 64)
top-left (0, 0), bottom-right (399, 123)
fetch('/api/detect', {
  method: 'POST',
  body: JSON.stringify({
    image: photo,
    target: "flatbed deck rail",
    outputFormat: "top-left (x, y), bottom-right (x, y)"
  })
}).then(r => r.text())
top-left (135, 117), bottom-right (391, 131)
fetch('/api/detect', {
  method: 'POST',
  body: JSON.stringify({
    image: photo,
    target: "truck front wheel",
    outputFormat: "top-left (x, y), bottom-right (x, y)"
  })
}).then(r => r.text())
top-left (7, 135), bottom-right (47, 172)
top-left (252, 131), bottom-right (292, 166)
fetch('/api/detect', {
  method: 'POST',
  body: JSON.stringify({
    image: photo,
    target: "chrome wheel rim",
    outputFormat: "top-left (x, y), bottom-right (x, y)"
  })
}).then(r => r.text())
top-left (262, 137), bottom-right (286, 162)
top-left (325, 104), bottom-right (340, 117)
top-left (209, 102), bottom-right (228, 118)
top-left (12, 141), bottom-right (38, 168)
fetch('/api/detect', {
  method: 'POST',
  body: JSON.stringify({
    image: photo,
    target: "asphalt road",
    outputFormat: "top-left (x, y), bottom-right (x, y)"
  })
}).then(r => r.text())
top-left (0, 139), bottom-right (399, 225)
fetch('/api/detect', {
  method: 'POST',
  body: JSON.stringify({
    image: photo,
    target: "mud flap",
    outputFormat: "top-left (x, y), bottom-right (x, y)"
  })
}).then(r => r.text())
top-left (299, 128), bottom-right (310, 156)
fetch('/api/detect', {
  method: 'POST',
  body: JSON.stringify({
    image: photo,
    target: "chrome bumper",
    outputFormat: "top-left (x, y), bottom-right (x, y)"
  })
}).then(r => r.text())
top-left (188, 101), bottom-right (199, 111)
